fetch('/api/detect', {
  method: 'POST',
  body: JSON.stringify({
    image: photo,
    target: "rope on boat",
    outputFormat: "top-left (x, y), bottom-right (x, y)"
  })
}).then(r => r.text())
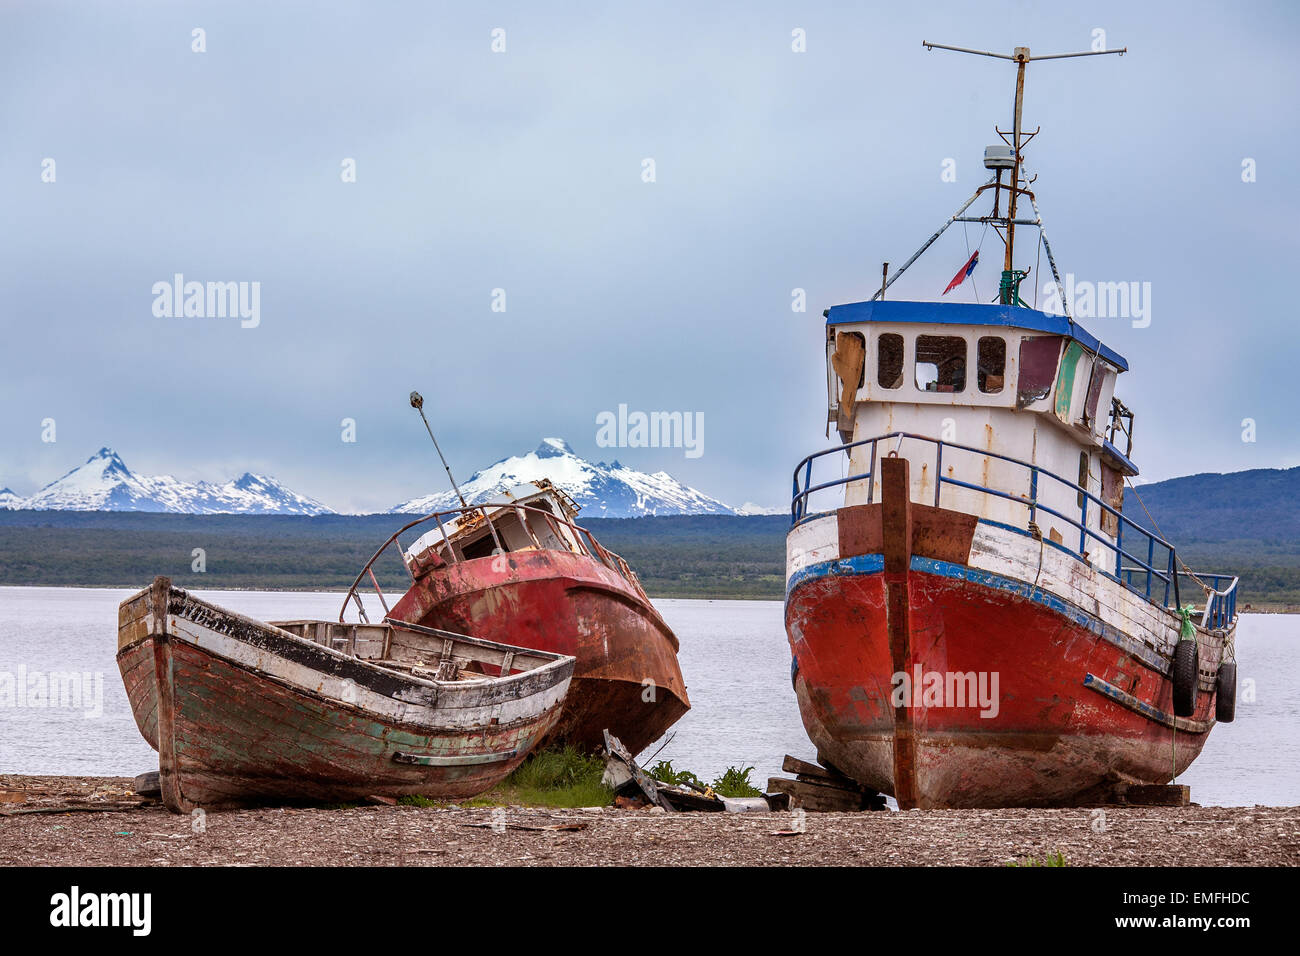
top-left (961, 220), bottom-right (990, 303)
top-left (1120, 492), bottom-right (1207, 786)
top-left (1170, 607), bottom-right (1201, 783)
top-left (1123, 476), bottom-right (1213, 600)
top-left (1033, 224), bottom-right (1043, 310)
top-left (1171, 719), bottom-right (1179, 782)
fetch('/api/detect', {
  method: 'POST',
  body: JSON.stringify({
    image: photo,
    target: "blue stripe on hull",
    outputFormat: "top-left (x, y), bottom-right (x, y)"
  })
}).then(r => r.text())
top-left (785, 553), bottom-right (884, 596)
top-left (786, 551), bottom-right (1172, 676)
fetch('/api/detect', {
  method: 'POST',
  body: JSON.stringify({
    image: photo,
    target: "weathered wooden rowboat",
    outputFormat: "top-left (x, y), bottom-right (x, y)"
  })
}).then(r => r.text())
top-left (117, 577), bottom-right (575, 812)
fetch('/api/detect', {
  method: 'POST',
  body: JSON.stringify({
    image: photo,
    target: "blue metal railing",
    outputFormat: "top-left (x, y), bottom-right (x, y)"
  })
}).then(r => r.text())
top-left (1184, 571), bottom-right (1238, 630)
top-left (790, 431), bottom-right (1236, 624)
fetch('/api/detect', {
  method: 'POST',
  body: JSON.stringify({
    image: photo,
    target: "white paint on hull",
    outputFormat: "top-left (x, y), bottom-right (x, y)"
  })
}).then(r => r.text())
top-left (163, 615), bottom-right (571, 732)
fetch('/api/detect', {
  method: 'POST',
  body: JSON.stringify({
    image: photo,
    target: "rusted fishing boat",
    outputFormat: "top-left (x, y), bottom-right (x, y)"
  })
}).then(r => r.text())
top-left (117, 576), bottom-right (574, 812)
top-left (346, 478), bottom-right (689, 756)
top-left (784, 42), bottom-right (1239, 808)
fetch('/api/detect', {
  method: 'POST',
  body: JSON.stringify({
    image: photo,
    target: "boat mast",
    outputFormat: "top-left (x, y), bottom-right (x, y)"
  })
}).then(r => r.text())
top-left (408, 391), bottom-right (505, 553)
top-left (1006, 48), bottom-right (1027, 274)
top-left (870, 41), bottom-right (1126, 304)
top-left (409, 391), bottom-right (468, 508)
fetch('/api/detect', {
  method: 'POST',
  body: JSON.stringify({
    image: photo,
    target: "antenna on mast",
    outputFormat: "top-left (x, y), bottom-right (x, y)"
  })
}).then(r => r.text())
top-left (920, 41), bottom-right (1126, 303)
top-left (872, 41), bottom-right (1125, 306)
top-left (409, 391), bottom-right (468, 509)
top-left (407, 391), bottom-right (506, 553)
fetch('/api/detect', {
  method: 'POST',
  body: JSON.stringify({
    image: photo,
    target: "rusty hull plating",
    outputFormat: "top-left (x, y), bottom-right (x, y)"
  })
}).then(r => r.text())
top-left (389, 546), bottom-right (690, 756)
top-left (345, 491), bottom-right (690, 757)
top-left (786, 458), bottom-right (1228, 809)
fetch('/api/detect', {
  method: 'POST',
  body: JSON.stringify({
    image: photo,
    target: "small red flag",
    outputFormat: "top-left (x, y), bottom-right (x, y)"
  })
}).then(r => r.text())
top-left (943, 250), bottom-right (979, 295)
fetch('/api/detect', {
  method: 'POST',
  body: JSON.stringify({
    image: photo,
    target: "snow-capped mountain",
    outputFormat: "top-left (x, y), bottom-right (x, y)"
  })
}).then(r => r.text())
top-left (735, 502), bottom-right (785, 516)
top-left (390, 438), bottom-right (738, 518)
top-left (0, 488), bottom-right (23, 510)
top-left (14, 447), bottom-right (332, 515)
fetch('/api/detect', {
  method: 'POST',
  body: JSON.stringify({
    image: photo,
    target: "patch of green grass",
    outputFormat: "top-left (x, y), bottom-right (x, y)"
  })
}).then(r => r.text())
top-left (397, 794), bottom-right (441, 808)
top-left (507, 746), bottom-right (603, 790)
top-left (650, 760), bottom-right (765, 798)
top-left (494, 746), bottom-right (616, 808)
top-left (1007, 850), bottom-right (1067, 867)
top-left (396, 747), bottom-right (615, 809)
top-left (390, 750), bottom-right (770, 810)
top-left (711, 765), bottom-right (763, 797)
top-left (649, 760), bottom-right (704, 789)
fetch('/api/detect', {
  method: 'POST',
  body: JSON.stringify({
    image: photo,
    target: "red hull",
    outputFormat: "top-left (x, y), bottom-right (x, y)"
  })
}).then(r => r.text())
top-left (390, 548), bottom-right (689, 755)
top-left (787, 566), bottom-right (1216, 808)
top-left (785, 458), bottom-right (1224, 808)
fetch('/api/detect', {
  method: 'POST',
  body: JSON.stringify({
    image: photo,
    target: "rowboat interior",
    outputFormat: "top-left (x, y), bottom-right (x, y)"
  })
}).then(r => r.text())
top-left (270, 618), bottom-right (566, 682)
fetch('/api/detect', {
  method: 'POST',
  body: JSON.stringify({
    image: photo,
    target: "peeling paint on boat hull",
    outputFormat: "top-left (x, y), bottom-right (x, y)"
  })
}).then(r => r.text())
top-left (785, 502), bottom-right (1231, 809)
top-left (117, 579), bottom-right (573, 812)
top-left (389, 548), bottom-right (690, 755)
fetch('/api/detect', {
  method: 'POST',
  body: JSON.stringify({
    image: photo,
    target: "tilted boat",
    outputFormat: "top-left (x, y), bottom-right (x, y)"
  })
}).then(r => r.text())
top-left (117, 576), bottom-right (575, 812)
top-left (784, 42), bottom-right (1239, 809)
top-left (347, 479), bottom-right (690, 756)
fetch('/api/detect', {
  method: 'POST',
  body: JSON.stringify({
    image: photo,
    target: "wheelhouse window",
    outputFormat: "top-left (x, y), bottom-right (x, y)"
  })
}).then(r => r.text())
top-left (977, 336), bottom-right (1005, 394)
top-left (915, 335), bottom-right (966, 393)
top-left (1083, 363), bottom-right (1110, 428)
top-left (877, 333), bottom-right (903, 389)
top-left (1017, 335), bottom-right (1062, 408)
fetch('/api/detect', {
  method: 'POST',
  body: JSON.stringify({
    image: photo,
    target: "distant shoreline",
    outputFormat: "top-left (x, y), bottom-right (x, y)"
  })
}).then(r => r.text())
top-left (0, 581), bottom-right (778, 602)
top-left (0, 581), bottom-right (1296, 613)
top-left (2, 510), bottom-right (1297, 608)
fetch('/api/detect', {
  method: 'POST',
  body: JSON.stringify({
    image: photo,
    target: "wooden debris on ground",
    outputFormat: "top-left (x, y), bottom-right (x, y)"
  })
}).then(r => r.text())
top-left (601, 729), bottom-right (786, 812)
top-left (0, 773), bottom-right (161, 817)
top-left (767, 754), bottom-right (888, 812)
top-left (1109, 783), bottom-right (1192, 807)
top-left (460, 821), bottom-right (589, 832)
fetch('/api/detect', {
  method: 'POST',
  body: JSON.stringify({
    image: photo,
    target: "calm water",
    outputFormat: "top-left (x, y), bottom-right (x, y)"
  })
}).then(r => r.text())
top-left (0, 586), bottom-right (1295, 807)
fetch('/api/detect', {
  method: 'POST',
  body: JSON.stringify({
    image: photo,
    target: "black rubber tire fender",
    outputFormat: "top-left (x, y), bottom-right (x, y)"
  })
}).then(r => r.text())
top-left (1172, 638), bottom-right (1199, 718)
top-left (1216, 660), bottom-right (1237, 723)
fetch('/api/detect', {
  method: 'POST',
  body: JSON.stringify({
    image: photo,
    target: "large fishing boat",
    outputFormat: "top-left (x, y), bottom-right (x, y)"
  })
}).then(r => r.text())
top-left (784, 42), bottom-right (1239, 809)
top-left (341, 393), bottom-right (690, 756)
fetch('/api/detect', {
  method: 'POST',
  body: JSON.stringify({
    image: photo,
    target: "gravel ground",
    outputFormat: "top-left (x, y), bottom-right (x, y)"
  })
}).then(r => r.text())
top-left (2, 775), bottom-right (1297, 866)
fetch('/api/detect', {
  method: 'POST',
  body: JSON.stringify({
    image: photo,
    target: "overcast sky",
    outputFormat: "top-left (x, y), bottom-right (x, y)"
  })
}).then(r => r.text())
top-left (2, 1), bottom-right (1296, 513)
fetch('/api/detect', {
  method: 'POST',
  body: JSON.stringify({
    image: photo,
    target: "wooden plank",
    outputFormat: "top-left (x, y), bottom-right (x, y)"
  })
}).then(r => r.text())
top-left (780, 755), bottom-right (872, 795)
top-left (768, 777), bottom-right (873, 812)
top-left (134, 771), bottom-right (161, 797)
top-left (782, 754), bottom-right (847, 782)
top-left (1119, 784), bottom-right (1191, 807)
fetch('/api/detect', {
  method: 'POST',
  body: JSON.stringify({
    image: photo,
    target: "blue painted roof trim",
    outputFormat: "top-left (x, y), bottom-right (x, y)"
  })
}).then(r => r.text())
top-left (1101, 439), bottom-right (1140, 477)
top-left (825, 300), bottom-right (1128, 372)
